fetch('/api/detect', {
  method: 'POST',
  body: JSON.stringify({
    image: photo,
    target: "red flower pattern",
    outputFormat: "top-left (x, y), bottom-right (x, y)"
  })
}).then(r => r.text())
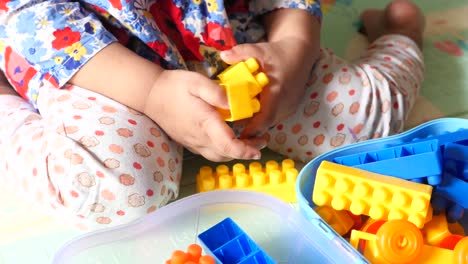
top-left (52, 27), bottom-right (81, 50)
top-left (150, 0), bottom-right (203, 61)
top-left (4, 46), bottom-right (38, 100)
top-left (0, 0), bottom-right (10, 12)
top-left (201, 22), bottom-right (236, 51)
top-left (147, 40), bottom-right (169, 58)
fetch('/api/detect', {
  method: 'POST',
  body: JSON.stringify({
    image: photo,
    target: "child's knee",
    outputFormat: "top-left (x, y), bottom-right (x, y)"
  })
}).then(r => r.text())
top-left (32, 84), bottom-right (185, 228)
top-left (49, 138), bottom-right (182, 229)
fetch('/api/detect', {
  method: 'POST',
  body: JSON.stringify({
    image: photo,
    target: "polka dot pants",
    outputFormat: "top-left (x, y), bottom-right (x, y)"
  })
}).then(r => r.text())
top-left (0, 83), bottom-right (182, 230)
top-left (0, 35), bottom-right (423, 230)
top-left (267, 35), bottom-right (424, 162)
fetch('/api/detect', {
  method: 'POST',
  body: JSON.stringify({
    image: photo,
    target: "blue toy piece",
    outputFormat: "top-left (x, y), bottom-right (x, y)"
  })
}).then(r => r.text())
top-left (443, 142), bottom-right (468, 181)
top-left (198, 218), bottom-right (276, 264)
top-left (431, 141), bottom-right (468, 222)
top-left (431, 192), bottom-right (465, 223)
top-left (332, 139), bottom-right (443, 185)
top-left (433, 173), bottom-right (468, 222)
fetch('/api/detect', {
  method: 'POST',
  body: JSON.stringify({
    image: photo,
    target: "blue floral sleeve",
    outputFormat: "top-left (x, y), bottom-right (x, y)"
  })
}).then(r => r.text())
top-left (249, 0), bottom-right (322, 19)
top-left (0, 0), bottom-right (117, 107)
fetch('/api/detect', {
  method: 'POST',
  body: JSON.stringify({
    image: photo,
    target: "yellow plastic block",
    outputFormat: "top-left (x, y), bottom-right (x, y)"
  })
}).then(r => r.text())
top-left (216, 58), bottom-right (269, 121)
top-left (196, 159), bottom-right (297, 202)
top-left (315, 206), bottom-right (354, 235)
top-left (312, 161), bottom-right (433, 228)
top-left (350, 220), bottom-right (468, 264)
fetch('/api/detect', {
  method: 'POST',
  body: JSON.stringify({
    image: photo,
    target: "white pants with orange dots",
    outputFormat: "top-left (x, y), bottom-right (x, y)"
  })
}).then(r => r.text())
top-left (0, 34), bottom-right (423, 230)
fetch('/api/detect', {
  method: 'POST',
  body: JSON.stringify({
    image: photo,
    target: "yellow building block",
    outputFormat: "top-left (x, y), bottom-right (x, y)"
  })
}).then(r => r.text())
top-left (312, 161), bottom-right (433, 228)
top-left (196, 159), bottom-right (297, 202)
top-left (216, 58), bottom-right (269, 121)
top-left (315, 206), bottom-right (354, 236)
top-left (349, 220), bottom-right (468, 264)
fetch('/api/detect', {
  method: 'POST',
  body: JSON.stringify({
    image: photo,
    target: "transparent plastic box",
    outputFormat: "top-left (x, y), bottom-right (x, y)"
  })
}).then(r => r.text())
top-left (53, 190), bottom-right (367, 264)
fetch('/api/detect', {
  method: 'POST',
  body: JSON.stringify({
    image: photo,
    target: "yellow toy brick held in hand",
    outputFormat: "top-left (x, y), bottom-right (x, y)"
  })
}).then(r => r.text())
top-left (216, 58), bottom-right (269, 121)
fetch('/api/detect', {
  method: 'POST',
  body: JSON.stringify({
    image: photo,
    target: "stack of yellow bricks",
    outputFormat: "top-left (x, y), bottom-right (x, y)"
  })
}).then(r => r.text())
top-left (215, 58), bottom-right (269, 122)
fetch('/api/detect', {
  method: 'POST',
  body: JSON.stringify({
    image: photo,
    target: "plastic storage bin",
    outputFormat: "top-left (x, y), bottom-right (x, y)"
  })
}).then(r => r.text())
top-left (53, 190), bottom-right (367, 264)
top-left (296, 118), bottom-right (468, 231)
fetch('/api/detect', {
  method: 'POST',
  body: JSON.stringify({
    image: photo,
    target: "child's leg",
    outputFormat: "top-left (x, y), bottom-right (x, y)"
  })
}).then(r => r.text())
top-left (266, 0), bottom-right (425, 162)
top-left (0, 84), bottom-right (183, 230)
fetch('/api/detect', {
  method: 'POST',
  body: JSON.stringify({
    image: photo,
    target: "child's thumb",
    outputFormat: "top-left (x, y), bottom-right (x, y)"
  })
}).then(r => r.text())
top-left (220, 45), bottom-right (250, 64)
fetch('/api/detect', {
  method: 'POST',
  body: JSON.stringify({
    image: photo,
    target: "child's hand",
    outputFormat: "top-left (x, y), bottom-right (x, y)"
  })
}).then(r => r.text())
top-left (145, 69), bottom-right (266, 162)
top-left (220, 37), bottom-right (319, 138)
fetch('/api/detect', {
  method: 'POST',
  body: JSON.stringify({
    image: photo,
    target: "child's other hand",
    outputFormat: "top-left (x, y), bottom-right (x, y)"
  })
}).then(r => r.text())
top-left (145, 70), bottom-right (266, 162)
top-left (220, 38), bottom-right (318, 138)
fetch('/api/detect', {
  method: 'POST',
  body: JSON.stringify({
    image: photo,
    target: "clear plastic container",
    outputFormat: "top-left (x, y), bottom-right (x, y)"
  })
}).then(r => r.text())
top-left (53, 190), bottom-right (368, 264)
top-left (296, 118), bottom-right (468, 232)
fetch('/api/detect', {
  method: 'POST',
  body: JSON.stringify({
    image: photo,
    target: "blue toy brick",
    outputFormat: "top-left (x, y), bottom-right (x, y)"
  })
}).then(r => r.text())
top-left (433, 172), bottom-right (468, 222)
top-left (198, 218), bottom-right (276, 264)
top-left (198, 217), bottom-right (244, 251)
top-left (431, 193), bottom-right (465, 223)
top-left (430, 142), bottom-right (468, 222)
top-left (332, 139), bottom-right (443, 185)
top-left (443, 142), bottom-right (468, 181)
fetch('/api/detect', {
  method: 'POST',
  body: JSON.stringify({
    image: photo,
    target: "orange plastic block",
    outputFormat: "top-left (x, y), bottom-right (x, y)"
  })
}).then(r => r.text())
top-left (315, 206), bottom-right (354, 236)
top-left (216, 58), bottom-right (269, 121)
top-left (196, 159), bottom-right (298, 202)
top-left (350, 220), bottom-right (468, 264)
top-left (166, 244), bottom-right (215, 264)
top-left (438, 234), bottom-right (465, 250)
top-left (422, 213), bottom-right (455, 246)
top-left (312, 161), bottom-right (433, 228)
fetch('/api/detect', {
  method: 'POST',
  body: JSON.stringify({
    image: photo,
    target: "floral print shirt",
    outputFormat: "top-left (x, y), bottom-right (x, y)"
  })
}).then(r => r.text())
top-left (0, 0), bottom-right (321, 108)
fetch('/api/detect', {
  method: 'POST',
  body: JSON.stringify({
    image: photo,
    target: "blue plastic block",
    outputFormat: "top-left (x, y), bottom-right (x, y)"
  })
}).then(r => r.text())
top-left (332, 139), bottom-right (443, 185)
top-left (433, 172), bottom-right (468, 222)
top-left (198, 218), bottom-right (276, 264)
top-left (431, 193), bottom-right (465, 223)
top-left (443, 142), bottom-right (468, 181)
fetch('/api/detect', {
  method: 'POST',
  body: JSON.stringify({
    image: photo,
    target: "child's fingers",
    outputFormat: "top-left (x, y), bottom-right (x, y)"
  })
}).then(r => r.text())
top-left (197, 147), bottom-right (234, 162)
top-left (202, 117), bottom-right (263, 160)
top-left (241, 114), bottom-right (271, 139)
top-left (189, 75), bottom-right (229, 109)
top-left (220, 44), bottom-right (260, 65)
top-left (240, 92), bottom-right (278, 138)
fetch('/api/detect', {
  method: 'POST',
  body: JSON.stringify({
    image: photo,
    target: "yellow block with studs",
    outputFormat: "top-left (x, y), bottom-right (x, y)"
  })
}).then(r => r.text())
top-left (216, 58), bottom-right (269, 121)
top-left (197, 159), bottom-right (297, 202)
top-left (313, 161), bottom-right (432, 228)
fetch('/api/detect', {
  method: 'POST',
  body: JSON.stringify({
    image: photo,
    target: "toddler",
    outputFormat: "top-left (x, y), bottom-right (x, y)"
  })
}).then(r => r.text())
top-left (0, 0), bottom-right (425, 229)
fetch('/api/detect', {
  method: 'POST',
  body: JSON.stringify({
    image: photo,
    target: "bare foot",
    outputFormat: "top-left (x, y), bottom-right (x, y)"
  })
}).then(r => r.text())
top-left (360, 0), bottom-right (425, 49)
